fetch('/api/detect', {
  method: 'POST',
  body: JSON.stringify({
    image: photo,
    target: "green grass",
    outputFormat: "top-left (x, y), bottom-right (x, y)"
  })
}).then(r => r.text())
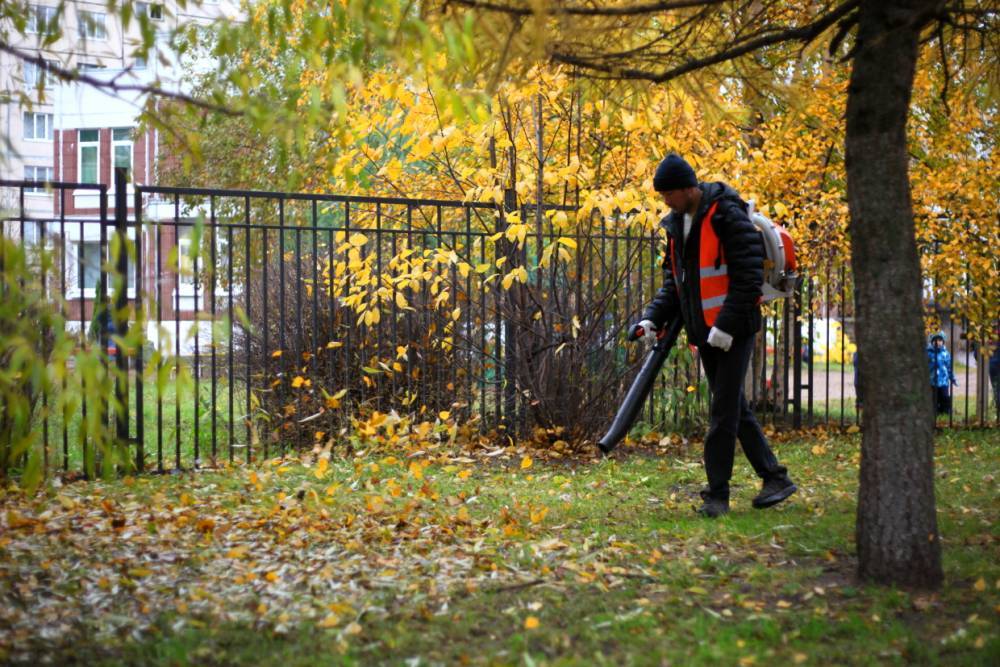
top-left (4, 429), bottom-right (996, 666)
top-left (32, 365), bottom-right (997, 479)
top-left (35, 376), bottom-right (255, 473)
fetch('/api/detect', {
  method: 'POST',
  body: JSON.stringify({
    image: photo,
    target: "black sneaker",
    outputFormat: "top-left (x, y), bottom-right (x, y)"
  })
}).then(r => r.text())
top-left (696, 490), bottom-right (729, 518)
top-left (752, 475), bottom-right (797, 509)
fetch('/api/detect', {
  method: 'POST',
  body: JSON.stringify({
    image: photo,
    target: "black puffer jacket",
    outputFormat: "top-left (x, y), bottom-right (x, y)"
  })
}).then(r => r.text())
top-left (641, 181), bottom-right (764, 346)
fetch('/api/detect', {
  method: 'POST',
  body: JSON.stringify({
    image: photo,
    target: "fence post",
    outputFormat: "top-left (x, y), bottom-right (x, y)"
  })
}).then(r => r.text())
top-left (501, 181), bottom-right (519, 439)
top-left (113, 168), bottom-right (130, 466)
top-left (133, 182), bottom-right (145, 472)
top-left (792, 279), bottom-right (803, 429)
top-left (90, 185), bottom-right (110, 477)
top-left (806, 277), bottom-right (814, 425)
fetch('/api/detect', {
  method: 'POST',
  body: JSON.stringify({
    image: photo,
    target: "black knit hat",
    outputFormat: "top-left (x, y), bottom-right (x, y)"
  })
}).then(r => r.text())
top-left (653, 154), bottom-right (698, 192)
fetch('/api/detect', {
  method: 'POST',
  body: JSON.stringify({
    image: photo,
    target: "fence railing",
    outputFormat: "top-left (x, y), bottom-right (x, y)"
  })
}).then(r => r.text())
top-left (2, 173), bottom-right (997, 477)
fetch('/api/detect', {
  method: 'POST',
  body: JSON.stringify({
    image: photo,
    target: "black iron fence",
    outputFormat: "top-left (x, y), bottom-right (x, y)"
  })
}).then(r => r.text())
top-left (2, 173), bottom-right (997, 476)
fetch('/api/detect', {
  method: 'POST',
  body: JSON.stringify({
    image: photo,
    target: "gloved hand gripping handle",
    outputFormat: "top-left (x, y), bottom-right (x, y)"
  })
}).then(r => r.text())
top-left (597, 317), bottom-right (684, 454)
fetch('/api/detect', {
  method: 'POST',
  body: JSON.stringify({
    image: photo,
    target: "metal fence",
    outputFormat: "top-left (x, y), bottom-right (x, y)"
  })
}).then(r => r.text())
top-left (2, 173), bottom-right (997, 476)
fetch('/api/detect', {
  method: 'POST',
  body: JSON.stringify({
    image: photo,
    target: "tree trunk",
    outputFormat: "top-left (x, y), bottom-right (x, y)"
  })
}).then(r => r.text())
top-left (846, 0), bottom-right (944, 588)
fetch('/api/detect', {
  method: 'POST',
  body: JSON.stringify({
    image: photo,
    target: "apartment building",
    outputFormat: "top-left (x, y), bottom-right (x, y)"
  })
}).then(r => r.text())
top-left (1, 1), bottom-right (242, 353)
top-left (1, 1), bottom-right (241, 215)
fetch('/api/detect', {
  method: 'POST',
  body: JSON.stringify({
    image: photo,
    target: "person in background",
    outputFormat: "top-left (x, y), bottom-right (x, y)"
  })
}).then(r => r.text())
top-left (990, 341), bottom-right (1000, 419)
top-left (981, 324), bottom-right (1000, 419)
top-left (927, 332), bottom-right (956, 416)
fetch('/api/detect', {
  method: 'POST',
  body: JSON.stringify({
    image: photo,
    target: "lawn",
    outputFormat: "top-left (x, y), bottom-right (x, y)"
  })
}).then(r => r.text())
top-left (0, 429), bottom-right (996, 665)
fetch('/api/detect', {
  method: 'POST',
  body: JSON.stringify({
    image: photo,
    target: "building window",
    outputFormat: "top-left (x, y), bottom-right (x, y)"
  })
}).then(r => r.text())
top-left (23, 165), bottom-right (54, 192)
top-left (79, 129), bottom-right (99, 184)
top-left (27, 5), bottom-right (58, 34)
top-left (133, 56), bottom-right (147, 70)
top-left (137, 3), bottom-right (163, 20)
top-left (76, 241), bottom-right (135, 292)
top-left (22, 111), bottom-right (53, 140)
top-left (23, 61), bottom-right (39, 88)
top-left (176, 234), bottom-right (197, 291)
top-left (176, 230), bottom-right (230, 296)
top-left (23, 59), bottom-right (57, 89)
top-left (79, 11), bottom-right (106, 40)
top-left (77, 62), bottom-right (106, 71)
top-left (78, 241), bottom-right (102, 290)
top-left (112, 128), bottom-right (132, 181)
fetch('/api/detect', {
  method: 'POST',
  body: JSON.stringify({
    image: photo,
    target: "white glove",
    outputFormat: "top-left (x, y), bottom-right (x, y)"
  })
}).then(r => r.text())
top-left (628, 319), bottom-right (658, 343)
top-left (707, 326), bottom-right (733, 351)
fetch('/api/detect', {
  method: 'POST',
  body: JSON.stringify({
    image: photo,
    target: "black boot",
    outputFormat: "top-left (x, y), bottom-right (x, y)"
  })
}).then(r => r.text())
top-left (697, 489), bottom-right (729, 518)
top-left (752, 475), bottom-right (797, 509)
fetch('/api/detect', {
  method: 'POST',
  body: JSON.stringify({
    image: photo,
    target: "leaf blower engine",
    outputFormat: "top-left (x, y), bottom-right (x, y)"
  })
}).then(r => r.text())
top-left (748, 200), bottom-right (798, 301)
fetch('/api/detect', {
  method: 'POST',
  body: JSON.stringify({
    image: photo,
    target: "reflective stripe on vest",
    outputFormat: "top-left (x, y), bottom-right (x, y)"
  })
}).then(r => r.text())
top-left (698, 202), bottom-right (726, 327)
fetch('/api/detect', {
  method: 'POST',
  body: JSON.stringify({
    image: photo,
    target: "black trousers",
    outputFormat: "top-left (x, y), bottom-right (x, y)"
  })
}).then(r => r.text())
top-left (698, 334), bottom-right (786, 501)
top-left (933, 385), bottom-right (952, 415)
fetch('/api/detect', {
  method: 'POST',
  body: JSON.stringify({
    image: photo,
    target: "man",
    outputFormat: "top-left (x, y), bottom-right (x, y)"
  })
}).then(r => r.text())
top-left (629, 154), bottom-right (796, 517)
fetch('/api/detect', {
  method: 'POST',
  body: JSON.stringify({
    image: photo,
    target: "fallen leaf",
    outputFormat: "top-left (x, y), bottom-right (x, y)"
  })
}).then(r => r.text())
top-left (226, 546), bottom-right (249, 559)
top-left (318, 613), bottom-right (340, 628)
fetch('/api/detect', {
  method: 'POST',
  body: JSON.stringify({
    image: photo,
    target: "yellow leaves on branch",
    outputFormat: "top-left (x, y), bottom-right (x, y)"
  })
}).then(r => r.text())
top-left (501, 267), bottom-right (529, 290)
top-left (504, 222), bottom-right (528, 246)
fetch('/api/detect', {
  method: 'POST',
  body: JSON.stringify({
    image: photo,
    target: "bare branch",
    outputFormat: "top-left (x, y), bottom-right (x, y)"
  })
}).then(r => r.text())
top-left (577, 3), bottom-right (712, 60)
top-left (828, 13), bottom-right (859, 57)
top-left (549, 0), bottom-right (863, 83)
top-left (0, 41), bottom-right (240, 116)
top-left (444, 0), bottom-right (728, 17)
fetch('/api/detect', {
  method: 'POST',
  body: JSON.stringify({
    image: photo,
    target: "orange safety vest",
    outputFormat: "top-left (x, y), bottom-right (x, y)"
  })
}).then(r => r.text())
top-left (668, 202), bottom-right (727, 328)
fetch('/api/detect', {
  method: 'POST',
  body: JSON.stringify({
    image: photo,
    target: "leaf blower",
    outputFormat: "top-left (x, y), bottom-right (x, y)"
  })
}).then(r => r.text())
top-left (597, 317), bottom-right (683, 454)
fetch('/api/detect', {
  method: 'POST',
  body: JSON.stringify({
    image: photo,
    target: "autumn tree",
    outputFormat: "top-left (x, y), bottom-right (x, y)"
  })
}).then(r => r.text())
top-left (404, 0), bottom-right (999, 588)
top-left (13, 0), bottom-right (991, 586)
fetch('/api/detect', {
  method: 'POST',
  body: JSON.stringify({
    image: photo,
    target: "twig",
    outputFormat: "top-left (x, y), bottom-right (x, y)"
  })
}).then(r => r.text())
top-left (0, 41), bottom-right (240, 116)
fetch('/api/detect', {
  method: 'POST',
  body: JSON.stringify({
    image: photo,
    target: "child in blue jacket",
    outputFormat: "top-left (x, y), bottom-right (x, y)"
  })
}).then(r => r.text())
top-left (927, 333), bottom-right (956, 415)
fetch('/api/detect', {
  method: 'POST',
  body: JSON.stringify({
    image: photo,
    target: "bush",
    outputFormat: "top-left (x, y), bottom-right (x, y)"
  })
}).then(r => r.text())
top-left (226, 212), bottom-right (683, 451)
top-left (236, 245), bottom-right (466, 452)
top-left (0, 234), bottom-right (141, 488)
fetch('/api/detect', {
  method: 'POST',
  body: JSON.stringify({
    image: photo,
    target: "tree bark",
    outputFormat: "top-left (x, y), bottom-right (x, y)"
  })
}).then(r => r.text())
top-left (846, 0), bottom-right (944, 588)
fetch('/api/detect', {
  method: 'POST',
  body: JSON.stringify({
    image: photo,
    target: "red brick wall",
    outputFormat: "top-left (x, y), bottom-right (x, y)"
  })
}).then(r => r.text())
top-left (100, 129), bottom-right (111, 186)
top-left (134, 128), bottom-right (147, 186)
top-left (58, 127), bottom-right (162, 216)
top-left (55, 130), bottom-right (80, 215)
top-left (53, 124), bottom-right (194, 322)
